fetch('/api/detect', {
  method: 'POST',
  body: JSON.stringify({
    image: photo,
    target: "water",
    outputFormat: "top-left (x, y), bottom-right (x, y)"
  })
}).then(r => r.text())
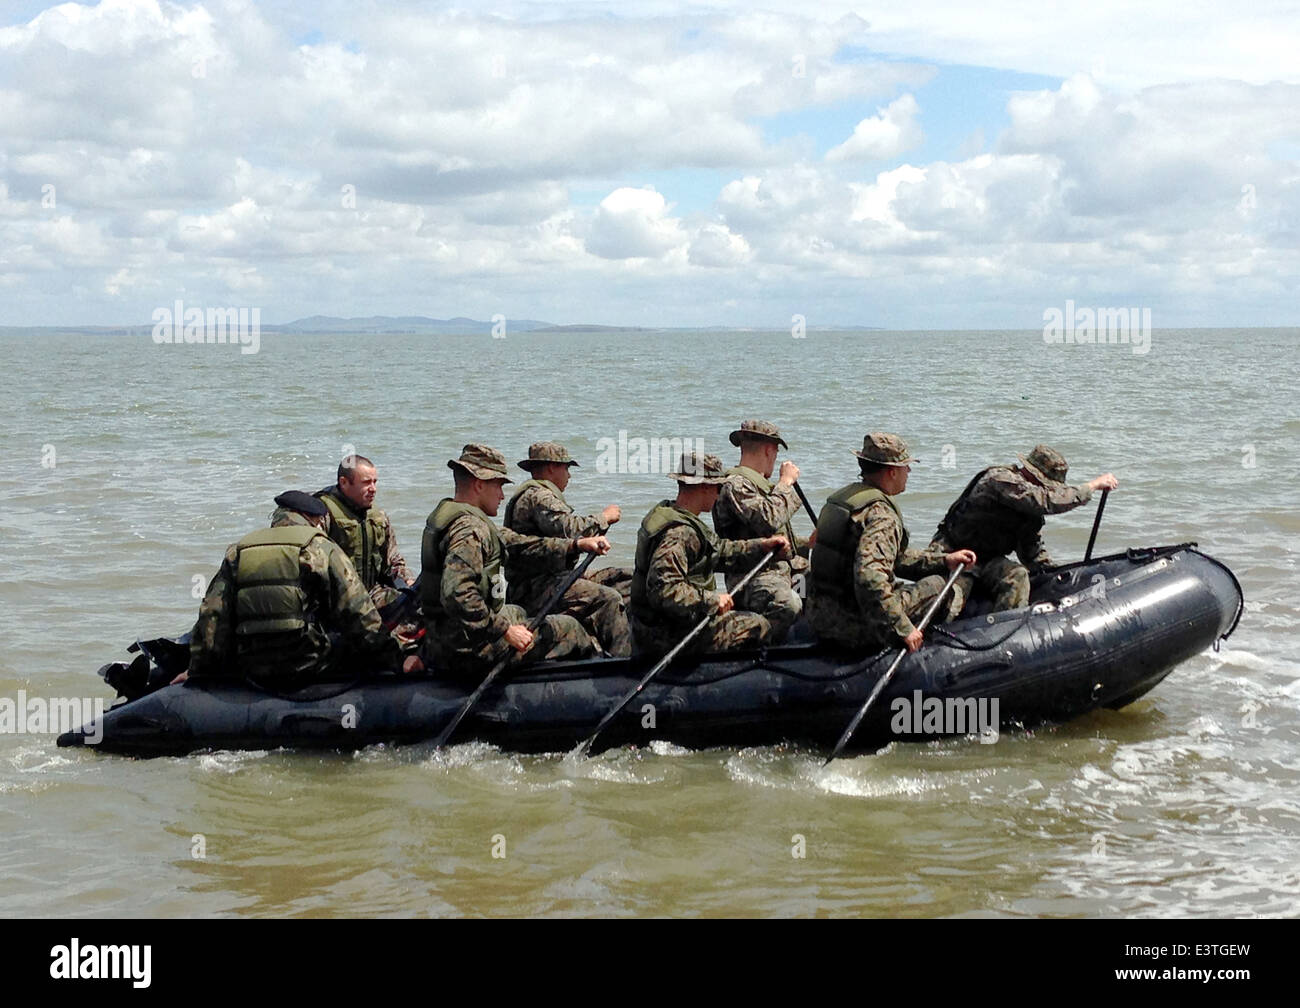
top-left (1, 326), bottom-right (1297, 917)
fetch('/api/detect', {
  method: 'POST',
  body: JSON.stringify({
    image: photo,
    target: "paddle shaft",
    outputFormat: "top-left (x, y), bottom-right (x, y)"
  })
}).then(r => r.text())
top-left (574, 548), bottom-right (778, 757)
top-left (824, 562), bottom-right (967, 766)
top-left (1084, 488), bottom-right (1110, 562)
top-left (793, 480), bottom-right (819, 525)
top-left (434, 548), bottom-right (601, 748)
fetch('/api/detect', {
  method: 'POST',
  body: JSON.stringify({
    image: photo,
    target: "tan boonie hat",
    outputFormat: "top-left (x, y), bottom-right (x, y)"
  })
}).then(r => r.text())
top-left (853, 432), bottom-right (918, 467)
top-left (728, 419), bottom-right (789, 449)
top-left (1019, 444), bottom-right (1069, 486)
top-left (448, 443), bottom-right (513, 482)
top-left (668, 451), bottom-right (727, 485)
top-left (518, 441), bottom-right (579, 471)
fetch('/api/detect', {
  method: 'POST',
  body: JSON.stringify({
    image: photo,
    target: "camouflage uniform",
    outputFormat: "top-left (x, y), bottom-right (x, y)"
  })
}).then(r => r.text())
top-left (712, 421), bottom-right (810, 642)
top-left (807, 434), bottom-right (956, 653)
top-left (313, 484), bottom-right (419, 649)
top-left (189, 525), bottom-right (404, 682)
top-left (630, 452), bottom-right (776, 655)
top-left (271, 498), bottom-right (419, 650)
top-left (929, 445), bottom-right (1094, 611)
top-left (420, 445), bottom-right (597, 680)
top-left (504, 442), bottom-right (631, 658)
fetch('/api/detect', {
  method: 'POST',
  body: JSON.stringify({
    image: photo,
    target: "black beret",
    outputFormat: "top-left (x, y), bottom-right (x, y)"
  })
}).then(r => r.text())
top-left (274, 490), bottom-right (328, 517)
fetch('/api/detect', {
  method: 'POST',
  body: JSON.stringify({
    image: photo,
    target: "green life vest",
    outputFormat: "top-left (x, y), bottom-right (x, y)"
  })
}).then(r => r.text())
top-left (714, 465), bottom-right (796, 544)
top-left (233, 525), bottom-right (324, 636)
top-left (630, 502), bottom-right (717, 611)
top-left (503, 478), bottom-right (557, 533)
top-left (936, 466), bottom-right (1043, 557)
top-left (420, 499), bottom-right (504, 619)
top-left (808, 483), bottom-right (903, 604)
top-left (316, 487), bottom-right (389, 591)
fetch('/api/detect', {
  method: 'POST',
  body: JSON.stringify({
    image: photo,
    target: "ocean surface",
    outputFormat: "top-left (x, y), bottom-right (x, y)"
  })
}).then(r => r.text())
top-left (1, 326), bottom-right (1297, 918)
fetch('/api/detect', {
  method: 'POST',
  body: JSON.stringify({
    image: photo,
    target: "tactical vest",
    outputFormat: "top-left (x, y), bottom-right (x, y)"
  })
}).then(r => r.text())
top-left (630, 502), bottom-right (717, 611)
top-left (502, 478), bottom-right (554, 532)
top-left (233, 525), bottom-right (324, 636)
top-left (936, 466), bottom-right (1043, 558)
top-left (420, 499), bottom-right (503, 619)
top-left (809, 483), bottom-right (901, 604)
top-left (714, 465), bottom-right (797, 544)
top-left (317, 487), bottom-right (389, 590)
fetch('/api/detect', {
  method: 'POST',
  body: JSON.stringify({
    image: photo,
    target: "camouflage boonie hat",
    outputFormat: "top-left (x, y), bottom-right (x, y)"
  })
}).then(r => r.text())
top-left (668, 451), bottom-right (728, 485)
top-left (853, 432), bottom-right (917, 467)
top-left (448, 443), bottom-right (513, 482)
top-left (728, 419), bottom-right (789, 449)
top-left (518, 441), bottom-right (579, 471)
top-left (1019, 445), bottom-right (1069, 486)
top-left (273, 490), bottom-right (328, 517)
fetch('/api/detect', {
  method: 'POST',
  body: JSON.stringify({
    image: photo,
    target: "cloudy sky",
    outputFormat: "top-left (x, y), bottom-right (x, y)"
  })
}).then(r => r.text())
top-left (2, 0), bottom-right (1297, 328)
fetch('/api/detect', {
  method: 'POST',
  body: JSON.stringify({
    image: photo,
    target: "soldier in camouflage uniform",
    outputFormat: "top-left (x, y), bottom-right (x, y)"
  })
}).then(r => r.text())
top-left (504, 441), bottom-right (631, 657)
top-left (294, 454), bottom-right (420, 649)
top-left (807, 434), bottom-right (975, 654)
top-left (929, 445), bottom-right (1119, 612)
top-left (712, 419), bottom-right (813, 642)
top-left (184, 491), bottom-right (420, 684)
top-left (631, 451), bottom-right (790, 655)
top-left (420, 444), bottom-right (611, 680)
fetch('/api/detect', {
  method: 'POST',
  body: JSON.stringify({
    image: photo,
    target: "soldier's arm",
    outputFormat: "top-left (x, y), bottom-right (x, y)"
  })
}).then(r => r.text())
top-left (443, 519), bottom-right (515, 639)
top-left (646, 526), bottom-right (719, 621)
top-left (718, 477), bottom-right (801, 537)
top-left (895, 540), bottom-right (948, 581)
top-left (994, 471), bottom-right (1092, 517)
top-left (188, 550), bottom-right (238, 677)
top-left (716, 533), bottom-right (775, 572)
top-left (500, 524), bottom-right (580, 574)
top-left (852, 503), bottom-right (915, 643)
top-left (316, 543), bottom-right (404, 668)
top-left (522, 485), bottom-right (608, 538)
top-left (378, 511), bottom-right (413, 586)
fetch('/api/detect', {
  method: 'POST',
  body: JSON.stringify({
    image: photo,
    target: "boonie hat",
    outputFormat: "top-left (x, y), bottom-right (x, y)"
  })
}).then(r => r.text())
top-left (668, 451), bottom-right (728, 485)
top-left (728, 419), bottom-right (789, 450)
top-left (1019, 445), bottom-right (1069, 486)
top-left (518, 441), bottom-right (580, 471)
top-left (853, 432), bottom-right (917, 467)
top-left (448, 443), bottom-right (513, 482)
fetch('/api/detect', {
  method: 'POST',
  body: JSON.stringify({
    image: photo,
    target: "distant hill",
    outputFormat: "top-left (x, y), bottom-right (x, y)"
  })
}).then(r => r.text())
top-left (278, 314), bottom-right (556, 334)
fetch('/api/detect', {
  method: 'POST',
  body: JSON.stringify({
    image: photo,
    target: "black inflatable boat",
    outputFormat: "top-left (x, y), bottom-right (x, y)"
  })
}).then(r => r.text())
top-left (57, 543), bottom-right (1243, 757)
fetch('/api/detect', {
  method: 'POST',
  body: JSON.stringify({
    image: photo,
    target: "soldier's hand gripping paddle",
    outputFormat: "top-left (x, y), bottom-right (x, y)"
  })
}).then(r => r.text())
top-left (571, 549), bottom-right (777, 759)
top-left (433, 550), bottom-right (600, 749)
top-left (792, 480), bottom-right (819, 525)
top-left (1084, 488), bottom-right (1110, 562)
top-left (824, 562), bottom-right (967, 766)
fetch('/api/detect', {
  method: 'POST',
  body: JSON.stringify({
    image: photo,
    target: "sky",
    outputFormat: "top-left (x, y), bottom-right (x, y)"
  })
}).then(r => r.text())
top-left (1, 0), bottom-right (1298, 328)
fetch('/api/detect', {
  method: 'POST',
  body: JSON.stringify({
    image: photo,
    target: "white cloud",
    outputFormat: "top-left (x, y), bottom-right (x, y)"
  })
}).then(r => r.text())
top-left (827, 94), bottom-right (923, 162)
top-left (586, 187), bottom-right (686, 260)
